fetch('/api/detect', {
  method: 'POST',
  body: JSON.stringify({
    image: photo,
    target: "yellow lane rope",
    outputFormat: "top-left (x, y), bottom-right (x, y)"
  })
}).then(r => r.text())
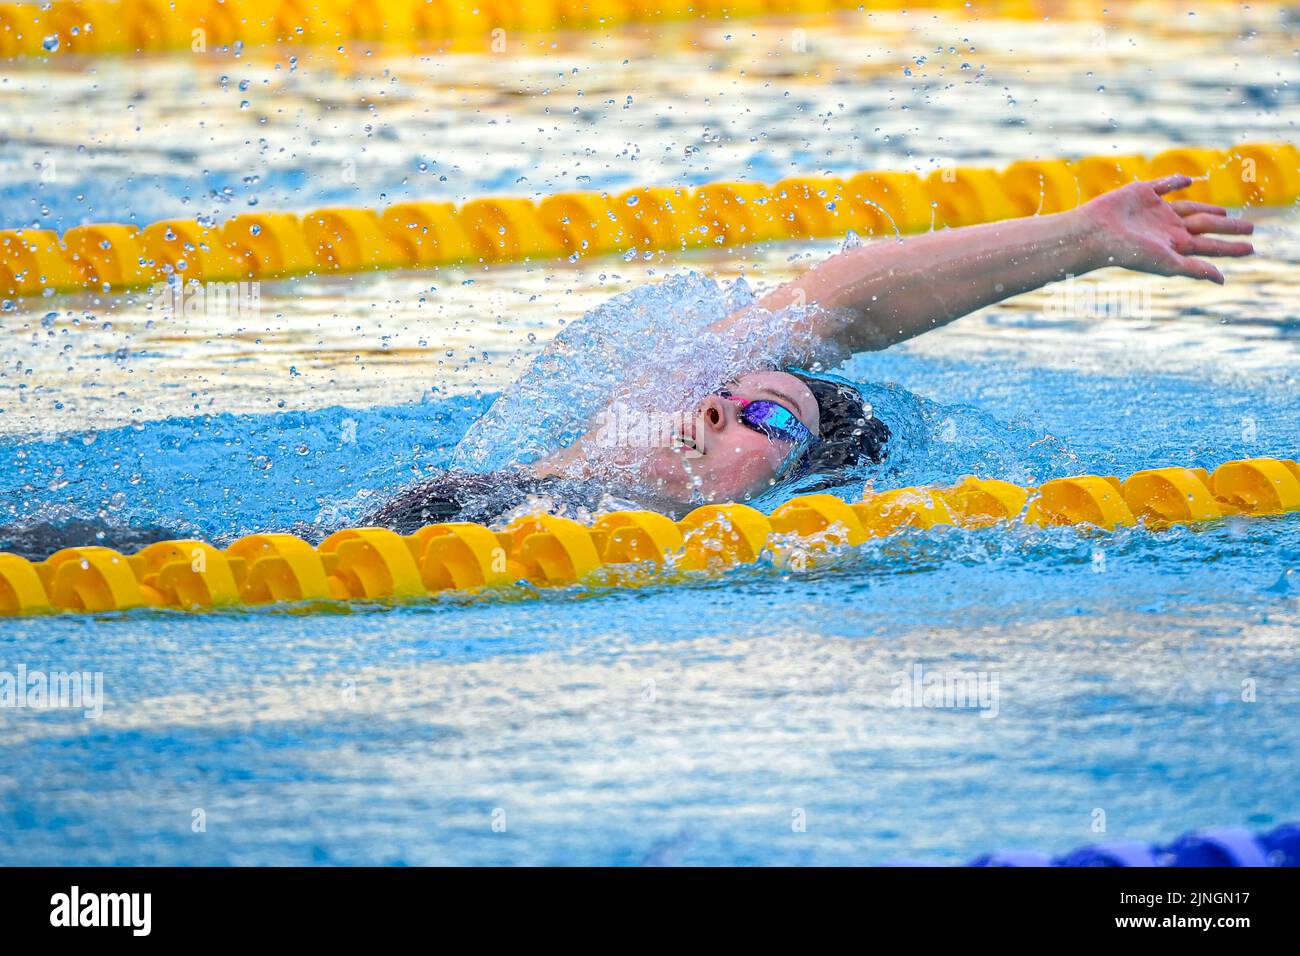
top-left (3, 142), bottom-right (1296, 300)
top-left (0, 0), bottom-right (1268, 61)
top-left (2, 457), bottom-right (1297, 616)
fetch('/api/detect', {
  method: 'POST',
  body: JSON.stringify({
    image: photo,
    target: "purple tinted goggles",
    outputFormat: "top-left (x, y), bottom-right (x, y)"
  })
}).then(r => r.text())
top-left (716, 390), bottom-right (814, 448)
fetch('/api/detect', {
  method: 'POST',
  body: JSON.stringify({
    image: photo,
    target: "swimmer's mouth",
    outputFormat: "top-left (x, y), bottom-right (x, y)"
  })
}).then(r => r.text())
top-left (674, 429), bottom-right (702, 457)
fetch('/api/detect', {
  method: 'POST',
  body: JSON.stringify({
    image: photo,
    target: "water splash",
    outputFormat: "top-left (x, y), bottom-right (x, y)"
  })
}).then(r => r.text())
top-left (452, 271), bottom-right (847, 478)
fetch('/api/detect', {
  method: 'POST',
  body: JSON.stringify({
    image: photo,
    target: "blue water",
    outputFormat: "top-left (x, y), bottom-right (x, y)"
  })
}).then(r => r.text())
top-left (2, 6), bottom-right (1299, 866)
top-left (3, 349), bottom-right (1297, 540)
top-left (2, 340), bottom-right (1299, 865)
top-left (3, 6), bottom-right (1296, 233)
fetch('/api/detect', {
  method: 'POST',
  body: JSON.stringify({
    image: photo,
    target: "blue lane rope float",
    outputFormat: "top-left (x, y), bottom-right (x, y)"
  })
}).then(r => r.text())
top-left (891, 821), bottom-right (1300, 867)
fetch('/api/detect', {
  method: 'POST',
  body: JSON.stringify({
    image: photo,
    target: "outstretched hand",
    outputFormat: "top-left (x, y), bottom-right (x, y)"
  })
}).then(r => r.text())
top-left (1081, 174), bottom-right (1254, 284)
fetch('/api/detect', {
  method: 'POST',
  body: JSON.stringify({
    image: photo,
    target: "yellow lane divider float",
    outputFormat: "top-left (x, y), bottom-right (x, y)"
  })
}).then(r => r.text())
top-left (2, 142), bottom-right (1296, 300)
top-left (0, 0), bottom-right (1268, 61)
top-left (2, 457), bottom-right (1298, 616)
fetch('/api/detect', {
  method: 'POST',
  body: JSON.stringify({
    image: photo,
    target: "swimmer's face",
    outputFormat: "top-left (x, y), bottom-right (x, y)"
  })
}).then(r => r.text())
top-left (645, 370), bottom-right (820, 503)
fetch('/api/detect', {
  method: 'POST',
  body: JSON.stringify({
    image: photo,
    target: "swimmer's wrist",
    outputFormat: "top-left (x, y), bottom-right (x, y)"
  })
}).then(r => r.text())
top-left (1062, 206), bottom-right (1110, 274)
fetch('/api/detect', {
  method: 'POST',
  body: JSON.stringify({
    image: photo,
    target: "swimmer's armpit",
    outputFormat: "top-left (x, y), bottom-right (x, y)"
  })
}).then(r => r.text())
top-left (712, 175), bottom-right (1255, 357)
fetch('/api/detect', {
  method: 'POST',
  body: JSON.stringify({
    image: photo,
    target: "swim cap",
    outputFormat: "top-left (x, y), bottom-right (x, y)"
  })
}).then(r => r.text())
top-left (786, 370), bottom-right (890, 476)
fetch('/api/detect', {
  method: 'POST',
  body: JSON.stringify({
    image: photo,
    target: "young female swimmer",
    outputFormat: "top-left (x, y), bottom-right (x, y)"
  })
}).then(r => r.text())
top-left (367, 175), bottom-right (1254, 531)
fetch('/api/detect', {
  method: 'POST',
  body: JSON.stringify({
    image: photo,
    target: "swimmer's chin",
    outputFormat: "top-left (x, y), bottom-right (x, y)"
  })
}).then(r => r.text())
top-left (638, 446), bottom-right (707, 500)
top-left (641, 448), bottom-right (774, 509)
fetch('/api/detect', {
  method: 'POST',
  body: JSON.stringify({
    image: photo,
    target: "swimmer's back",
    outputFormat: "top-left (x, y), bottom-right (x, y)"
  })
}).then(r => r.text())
top-left (363, 468), bottom-right (615, 534)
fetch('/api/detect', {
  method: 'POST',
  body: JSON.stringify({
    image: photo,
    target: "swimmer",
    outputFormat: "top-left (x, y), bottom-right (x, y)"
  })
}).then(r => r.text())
top-left (368, 175), bottom-right (1254, 532)
top-left (0, 175), bottom-right (1254, 558)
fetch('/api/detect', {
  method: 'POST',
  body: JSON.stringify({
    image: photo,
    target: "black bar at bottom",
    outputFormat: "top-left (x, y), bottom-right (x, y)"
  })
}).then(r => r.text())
top-left (0, 866), bottom-right (1293, 942)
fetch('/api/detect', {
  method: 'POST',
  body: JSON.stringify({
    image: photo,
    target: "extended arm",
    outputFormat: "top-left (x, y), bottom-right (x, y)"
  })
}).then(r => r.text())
top-left (717, 174), bottom-right (1255, 354)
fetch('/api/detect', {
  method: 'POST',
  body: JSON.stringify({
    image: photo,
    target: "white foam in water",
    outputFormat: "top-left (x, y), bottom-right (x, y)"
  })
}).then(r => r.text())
top-left (452, 270), bottom-right (848, 492)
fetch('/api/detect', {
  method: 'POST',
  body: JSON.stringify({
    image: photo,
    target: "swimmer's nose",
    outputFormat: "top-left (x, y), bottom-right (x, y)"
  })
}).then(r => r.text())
top-left (700, 394), bottom-right (730, 434)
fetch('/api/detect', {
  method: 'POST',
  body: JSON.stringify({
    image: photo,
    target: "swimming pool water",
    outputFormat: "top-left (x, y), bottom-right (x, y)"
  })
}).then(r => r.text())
top-left (0, 4), bottom-right (1298, 865)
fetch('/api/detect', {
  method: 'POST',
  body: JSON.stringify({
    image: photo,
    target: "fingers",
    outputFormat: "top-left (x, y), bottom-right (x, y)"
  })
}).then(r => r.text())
top-left (1181, 234), bottom-right (1254, 258)
top-left (1172, 255), bottom-right (1225, 284)
top-left (1148, 174), bottom-right (1194, 196)
top-left (1169, 200), bottom-right (1226, 217)
top-left (1180, 213), bottom-right (1254, 236)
